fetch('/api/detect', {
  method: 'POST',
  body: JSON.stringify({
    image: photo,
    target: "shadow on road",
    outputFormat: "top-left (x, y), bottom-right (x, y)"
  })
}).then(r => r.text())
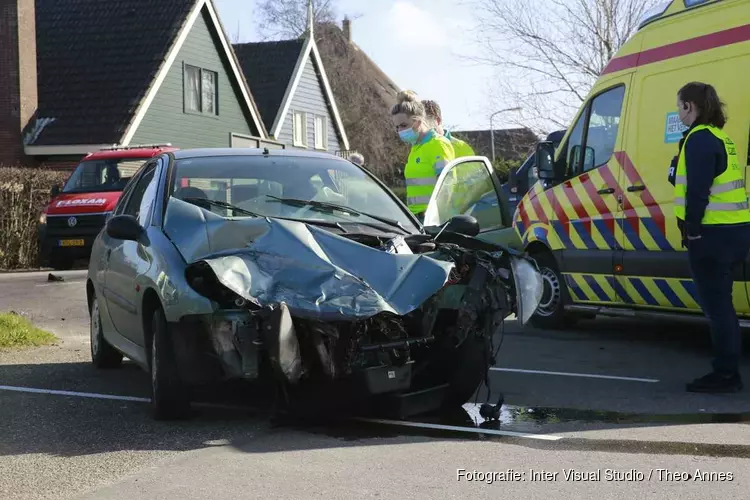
top-left (3, 358), bottom-right (750, 461)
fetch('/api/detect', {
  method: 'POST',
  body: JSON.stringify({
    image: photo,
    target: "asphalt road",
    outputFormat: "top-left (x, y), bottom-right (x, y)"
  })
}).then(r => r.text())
top-left (2, 269), bottom-right (750, 500)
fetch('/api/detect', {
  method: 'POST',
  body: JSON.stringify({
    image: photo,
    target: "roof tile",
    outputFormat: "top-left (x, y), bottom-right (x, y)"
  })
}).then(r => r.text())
top-left (32, 0), bottom-right (196, 146)
top-left (232, 40), bottom-right (304, 131)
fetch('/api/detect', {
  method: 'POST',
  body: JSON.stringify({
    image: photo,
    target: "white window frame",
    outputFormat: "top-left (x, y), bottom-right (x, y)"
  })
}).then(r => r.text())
top-left (313, 115), bottom-right (328, 150)
top-left (292, 110), bottom-right (308, 148)
top-left (184, 63), bottom-right (218, 116)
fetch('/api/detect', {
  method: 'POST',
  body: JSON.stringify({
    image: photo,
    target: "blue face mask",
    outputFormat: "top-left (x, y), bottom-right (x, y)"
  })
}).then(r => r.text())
top-left (398, 128), bottom-right (419, 144)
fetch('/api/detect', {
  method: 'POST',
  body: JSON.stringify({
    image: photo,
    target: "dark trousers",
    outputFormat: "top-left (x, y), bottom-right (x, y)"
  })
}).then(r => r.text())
top-left (688, 224), bottom-right (750, 375)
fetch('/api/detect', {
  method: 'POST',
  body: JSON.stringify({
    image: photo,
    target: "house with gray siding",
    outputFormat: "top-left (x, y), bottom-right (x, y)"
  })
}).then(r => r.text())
top-left (233, 23), bottom-right (350, 155)
top-left (2, 0), bottom-right (278, 170)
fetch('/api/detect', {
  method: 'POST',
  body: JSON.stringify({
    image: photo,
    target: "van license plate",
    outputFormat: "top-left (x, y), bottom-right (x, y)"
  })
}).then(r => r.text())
top-left (59, 239), bottom-right (84, 247)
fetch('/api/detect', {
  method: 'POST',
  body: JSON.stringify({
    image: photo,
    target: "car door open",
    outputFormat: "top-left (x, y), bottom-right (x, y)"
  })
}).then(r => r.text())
top-left (422, 156), bottom-right (512, 244)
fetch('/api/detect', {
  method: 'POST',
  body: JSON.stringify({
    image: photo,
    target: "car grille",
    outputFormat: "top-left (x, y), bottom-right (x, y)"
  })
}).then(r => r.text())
top-left (46, 214), bottom-right (108, 237)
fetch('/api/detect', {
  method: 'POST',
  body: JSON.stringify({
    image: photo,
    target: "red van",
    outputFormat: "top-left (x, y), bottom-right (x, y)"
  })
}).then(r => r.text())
top-left (38, 144), bottom-right (178, 270)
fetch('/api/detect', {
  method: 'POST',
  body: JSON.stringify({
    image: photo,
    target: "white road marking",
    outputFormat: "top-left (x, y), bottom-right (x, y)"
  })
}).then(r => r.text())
top-left (35, 281), bottom-right (85, 287)
top-left (490, 367), bottom-right (659, 383)
top-left (0, 385), bottom-right (150, 402)
top-left (0, 384), bottom-right (565, 440)
top-left (0, 385), bottom-right (264, 413)
top-left (356, 417), bottom-right (563, 441)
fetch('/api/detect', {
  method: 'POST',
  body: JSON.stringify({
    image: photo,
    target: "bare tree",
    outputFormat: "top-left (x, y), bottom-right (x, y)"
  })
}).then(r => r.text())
top-left (256, 0), bottom-right (338, 40)
top-left (469, 0), bottom-right (657, 134)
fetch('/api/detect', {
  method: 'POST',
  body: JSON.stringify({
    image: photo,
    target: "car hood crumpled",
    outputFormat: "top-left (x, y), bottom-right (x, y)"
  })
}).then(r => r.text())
top-left (165, 198), bottom-right (455, 320)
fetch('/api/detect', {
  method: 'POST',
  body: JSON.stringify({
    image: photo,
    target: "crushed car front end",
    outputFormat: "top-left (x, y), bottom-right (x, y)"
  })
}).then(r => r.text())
top-left (164, 198), bottom-right (543, 413)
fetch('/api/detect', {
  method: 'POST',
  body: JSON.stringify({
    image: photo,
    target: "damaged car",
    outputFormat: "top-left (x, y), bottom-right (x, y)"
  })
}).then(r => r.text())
top-left (86, 148), bottom-right (543, 420)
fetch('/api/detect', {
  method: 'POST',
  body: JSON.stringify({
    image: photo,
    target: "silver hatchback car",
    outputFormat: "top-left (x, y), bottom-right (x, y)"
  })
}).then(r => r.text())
top-left (86, 148), bottom-right (542, 420)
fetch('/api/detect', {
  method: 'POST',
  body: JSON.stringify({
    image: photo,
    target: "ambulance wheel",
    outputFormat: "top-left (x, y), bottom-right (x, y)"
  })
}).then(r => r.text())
top-left (529, 251), bottom-right (577, 330)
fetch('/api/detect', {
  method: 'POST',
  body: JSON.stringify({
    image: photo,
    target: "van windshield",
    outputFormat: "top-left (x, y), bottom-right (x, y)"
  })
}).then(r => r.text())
top-left (62, 158), bottom-right (146, 193)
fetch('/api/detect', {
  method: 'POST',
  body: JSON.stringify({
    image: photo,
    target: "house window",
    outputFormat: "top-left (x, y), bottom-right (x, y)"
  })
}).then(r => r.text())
top-left (184, 63), bottom-right (218, 115)
top-left (293, 111), bottom-right (307, 147)
top-left (313, 115), bottom-right (328, 150)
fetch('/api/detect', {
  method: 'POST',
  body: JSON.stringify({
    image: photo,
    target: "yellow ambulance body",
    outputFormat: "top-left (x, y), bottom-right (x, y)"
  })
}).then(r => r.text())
top-left (513, 0), bottom-right (750, 329)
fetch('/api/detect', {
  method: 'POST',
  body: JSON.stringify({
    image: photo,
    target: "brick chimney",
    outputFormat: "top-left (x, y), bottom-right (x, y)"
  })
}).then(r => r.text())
top-left (342, 17), bottom-right (351, 43)
top-left (0, 0), bottom-right (38, 166)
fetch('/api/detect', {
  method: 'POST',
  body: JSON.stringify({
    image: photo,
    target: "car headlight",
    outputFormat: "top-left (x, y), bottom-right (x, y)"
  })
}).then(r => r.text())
top-left (510, 256), bottom-right (544, 326)
top-left (39, 212), bottom-right (47, 224)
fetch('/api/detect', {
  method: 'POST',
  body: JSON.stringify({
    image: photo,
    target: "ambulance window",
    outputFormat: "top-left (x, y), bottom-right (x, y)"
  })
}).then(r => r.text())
top-left (566, 85), bottom-right (625, 177)
top-left (565, 108), bottom-right (587, 178)
top-left (583, 85), bottom-right (625, 171)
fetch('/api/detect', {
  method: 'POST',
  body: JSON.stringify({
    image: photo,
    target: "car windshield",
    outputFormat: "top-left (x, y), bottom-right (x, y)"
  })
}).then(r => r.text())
top-left (63, 158), bottom-right (146, 193)
top-left (169, 154), bottom-right (420, 233)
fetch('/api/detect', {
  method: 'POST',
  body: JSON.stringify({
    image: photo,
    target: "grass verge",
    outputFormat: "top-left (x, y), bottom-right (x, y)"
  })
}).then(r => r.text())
top-left (0, 312), bottom-right (58, 349)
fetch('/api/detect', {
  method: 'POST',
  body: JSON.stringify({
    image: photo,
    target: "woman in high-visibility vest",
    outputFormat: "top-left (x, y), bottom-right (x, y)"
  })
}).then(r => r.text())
top-left (391, 90), bottom-right (455, 217)
top-left (671, 82), bottom-right (750, 394)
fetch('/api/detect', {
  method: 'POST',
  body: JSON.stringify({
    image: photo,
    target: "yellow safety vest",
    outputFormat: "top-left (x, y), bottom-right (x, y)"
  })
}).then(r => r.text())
top-left (404, 132), bottom-right (455, 214)
top-left (674, 124), bottom-right (750, 225)
top-left (445, 131), bottom-right (475, 157)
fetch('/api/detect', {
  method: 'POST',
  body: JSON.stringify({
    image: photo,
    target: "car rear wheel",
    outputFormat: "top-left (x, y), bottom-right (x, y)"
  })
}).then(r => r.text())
top-left (90, 296), bottom-right (123, 369)
top-left (150, 307), bottom-right (191, 420)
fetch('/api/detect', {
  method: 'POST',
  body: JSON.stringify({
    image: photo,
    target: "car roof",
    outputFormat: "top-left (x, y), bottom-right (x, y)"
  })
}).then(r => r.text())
top-left (169, 148), bottom-right (347, 162)
top-left (85, 146), bottom-right (178, 161)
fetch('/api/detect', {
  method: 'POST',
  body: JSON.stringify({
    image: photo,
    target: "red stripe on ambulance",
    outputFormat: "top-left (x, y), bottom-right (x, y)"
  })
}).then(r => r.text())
top-left (560, 179), bottom-right (592, 236)
top-left (598, 164), bottom-right (639, 236)
top-left (615, 152), bottom-right (665, 234)
top-left (579, 172), bottom-right (616, 234)
top-left (545, 189), bottom-right (570, 235)
top-left (602, 23), bottom-right (750, 75)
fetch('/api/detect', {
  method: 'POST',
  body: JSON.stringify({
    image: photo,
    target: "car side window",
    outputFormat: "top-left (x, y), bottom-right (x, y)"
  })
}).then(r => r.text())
top-left (425, 160), bottom-right (504, 231)
top-left (113, 172), bottom-right (141, 216)
top-left (123, 163), bottom-right (157, 225)
top-left (561, 85), bottom-right (626, 179)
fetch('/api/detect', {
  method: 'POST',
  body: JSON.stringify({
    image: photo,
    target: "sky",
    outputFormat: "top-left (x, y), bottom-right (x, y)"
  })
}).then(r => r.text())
top-left (214, 0), bottom-right (516, 132)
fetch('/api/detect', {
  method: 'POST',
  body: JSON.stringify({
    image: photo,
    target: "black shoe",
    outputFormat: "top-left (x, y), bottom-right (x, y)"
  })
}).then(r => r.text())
top-left (686, 372), bottom-right (743, 393)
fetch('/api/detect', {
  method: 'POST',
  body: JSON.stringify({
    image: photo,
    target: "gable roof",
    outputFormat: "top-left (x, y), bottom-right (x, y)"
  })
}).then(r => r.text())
top-left (233, 33), bottom-right (350, 150)
top-left (26, 0), bottom-right (267, 154)
top-left (233, 40), bottom-right (305, 133)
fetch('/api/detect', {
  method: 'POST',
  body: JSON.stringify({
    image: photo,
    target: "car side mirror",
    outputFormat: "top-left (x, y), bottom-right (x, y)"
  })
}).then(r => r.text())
top-left (535, 141), bottom-right (558, 181)
top-left (50, 184), bottom-right (60, 197)
top-left (443, 214), bottom-right (480, 237)
top-left (105, 214), bottom-right (143, 241)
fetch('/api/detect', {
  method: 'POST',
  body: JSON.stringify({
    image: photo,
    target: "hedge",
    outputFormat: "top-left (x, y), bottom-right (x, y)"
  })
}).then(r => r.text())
top-left (0, 166), bottom-right (68, 270)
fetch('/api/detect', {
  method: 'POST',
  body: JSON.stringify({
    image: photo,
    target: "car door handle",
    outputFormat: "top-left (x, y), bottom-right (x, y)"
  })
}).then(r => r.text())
top-left (627, 185), bottom-right (646, 192)
top-left (597, 187), bottom-right (615, 195)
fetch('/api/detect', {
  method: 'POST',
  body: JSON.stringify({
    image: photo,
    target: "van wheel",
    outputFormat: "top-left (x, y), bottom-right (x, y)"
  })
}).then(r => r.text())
top-left (529, 251), bottom-right (577, 330)
top-left (150, 307), bottom-right (191, 420)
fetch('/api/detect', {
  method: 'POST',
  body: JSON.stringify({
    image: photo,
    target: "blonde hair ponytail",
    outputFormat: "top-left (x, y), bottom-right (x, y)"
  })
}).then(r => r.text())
top-left (391, 90), bottom-right (426, 119)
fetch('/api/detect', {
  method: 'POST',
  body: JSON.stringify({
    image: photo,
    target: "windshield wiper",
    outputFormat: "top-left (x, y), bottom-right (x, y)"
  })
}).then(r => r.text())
top-left (266, 195), bottom-right (408, 233)
top-left (182, 197), bottom-right (260, 217)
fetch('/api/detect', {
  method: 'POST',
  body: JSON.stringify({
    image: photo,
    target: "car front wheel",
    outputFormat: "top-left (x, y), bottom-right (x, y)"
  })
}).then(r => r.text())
top-left (90, 296), bottom-right (123, 369)
top-left (150, 307), bottom-right (191, 420)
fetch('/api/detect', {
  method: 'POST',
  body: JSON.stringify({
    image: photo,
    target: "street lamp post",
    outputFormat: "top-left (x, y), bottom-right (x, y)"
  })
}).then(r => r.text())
top-left (490, 107), bottom-right (522, 164)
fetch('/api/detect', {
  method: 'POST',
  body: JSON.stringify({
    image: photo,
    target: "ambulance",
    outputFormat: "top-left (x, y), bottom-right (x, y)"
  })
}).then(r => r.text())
top-left (515, 0), bottom-right (750, 328)
top-left (38, 144), bottom-right (178, 270)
